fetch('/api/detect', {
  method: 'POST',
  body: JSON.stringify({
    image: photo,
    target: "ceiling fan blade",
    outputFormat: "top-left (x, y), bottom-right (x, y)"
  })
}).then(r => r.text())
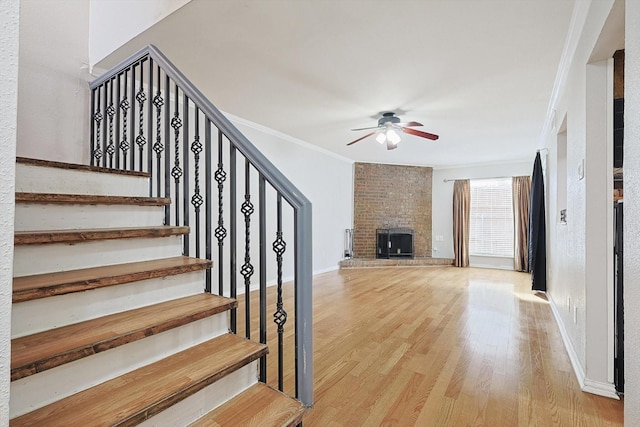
top-left (397, 121), bottom-right (423, 127)
top-left (401, 127), bottom-right (439, 140)
top-left (351, 126), bottom-right (382, 131)
top-left (387, 140), bottom-right (398, 150)
top-left (346, 131), bottom-right (376, 146)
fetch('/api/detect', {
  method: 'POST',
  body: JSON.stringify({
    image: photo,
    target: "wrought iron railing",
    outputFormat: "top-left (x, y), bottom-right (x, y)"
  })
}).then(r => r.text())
top-left (89, 45), bottom-right (313, 407)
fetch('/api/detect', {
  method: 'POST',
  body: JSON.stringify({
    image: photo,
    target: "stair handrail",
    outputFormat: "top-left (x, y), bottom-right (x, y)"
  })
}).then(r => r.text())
top-left (89, 45), bottom-right (313, 407)
top-left (90, 45), bottom-right (309, 211)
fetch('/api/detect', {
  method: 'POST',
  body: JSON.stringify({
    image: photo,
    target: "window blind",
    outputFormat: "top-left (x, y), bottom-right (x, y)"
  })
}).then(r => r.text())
top-left (469, 178), bottom-right (514, 257)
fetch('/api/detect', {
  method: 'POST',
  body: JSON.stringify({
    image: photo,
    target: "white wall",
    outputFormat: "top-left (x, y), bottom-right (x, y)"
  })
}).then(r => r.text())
top-left (431, 160), bottom-right (532, 269)
top-left (89, 0), bottom-right (190, 67)
top-left (17, 0), bottom-right (91, 164)
top-left (17, 0), bottom-right (190, 164)
top-left (584, 59), bottom-right (614, 393)
top-left (229, 114), bottom-right (354, 275)
top-left (542, 0), bottom-right (618, 399)
top-left (0, 0), bottom-right (19, 423)
top-left (625, 0), bottom-right (640, 421)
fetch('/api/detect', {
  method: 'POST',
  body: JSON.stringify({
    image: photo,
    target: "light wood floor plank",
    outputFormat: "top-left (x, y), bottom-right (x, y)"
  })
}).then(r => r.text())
top-left (238, 266), bottom-right (623, 426)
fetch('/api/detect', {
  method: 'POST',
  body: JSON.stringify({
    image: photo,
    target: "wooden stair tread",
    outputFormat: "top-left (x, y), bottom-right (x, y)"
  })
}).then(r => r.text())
top-left (10, 334), bottom-right (267, 427)
top-left (16, 157), bottom-right (149, 177)
top-left (13, 256), bottom-right (212, 303)
top-left (16, 192), bottom-right (170, 206)
top-left (11, 293), bottom-right (236, 381)
top-left (14, 225), bottom-right (189, 245)
top-left (190, 383), bottom-right (306, 427)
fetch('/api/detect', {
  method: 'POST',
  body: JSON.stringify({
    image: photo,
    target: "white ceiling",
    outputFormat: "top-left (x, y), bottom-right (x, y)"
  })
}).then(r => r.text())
top-left (97, 0), bottom-right (577, 168)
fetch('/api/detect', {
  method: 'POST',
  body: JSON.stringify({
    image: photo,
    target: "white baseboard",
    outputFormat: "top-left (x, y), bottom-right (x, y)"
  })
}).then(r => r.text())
top-left (313, 265), bottom-right (340, 275)
top-left (583, 378), bottom-right (620, 400)
top-left (234, 264), bottom-right (339, 296)
top-left (468, 262), bottom-right (513, 271)
top-left (547, 294), bottom-right (619, 400)
top-left (547, 294), bottom-right (585, 387)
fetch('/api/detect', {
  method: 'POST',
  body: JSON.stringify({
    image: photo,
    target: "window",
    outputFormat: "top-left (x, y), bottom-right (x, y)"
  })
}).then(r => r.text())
top-left (469, 178), bottom-right (514, 257)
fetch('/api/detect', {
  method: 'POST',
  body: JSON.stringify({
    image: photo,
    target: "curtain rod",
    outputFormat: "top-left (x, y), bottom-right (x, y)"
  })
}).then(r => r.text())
top-left (443, 150), bottom-right (546, 182)
top-left (442, 175), bottom-right (521, 183)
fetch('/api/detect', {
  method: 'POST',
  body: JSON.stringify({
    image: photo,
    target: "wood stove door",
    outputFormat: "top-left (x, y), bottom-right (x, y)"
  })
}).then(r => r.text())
top-left (377, 230), bottom-right (389, 259)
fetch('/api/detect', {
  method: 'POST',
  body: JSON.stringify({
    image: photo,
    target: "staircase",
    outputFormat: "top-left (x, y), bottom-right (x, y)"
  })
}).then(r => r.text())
top-left (10, 157), bottom-right (306, 425)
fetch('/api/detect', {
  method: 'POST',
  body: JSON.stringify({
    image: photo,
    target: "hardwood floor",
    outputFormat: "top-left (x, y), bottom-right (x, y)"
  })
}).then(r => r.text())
top-left (237, 266), bottom-right (623, 426)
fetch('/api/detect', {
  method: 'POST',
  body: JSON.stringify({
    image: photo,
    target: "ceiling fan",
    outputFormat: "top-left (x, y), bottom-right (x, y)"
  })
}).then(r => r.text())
top-left (347, 112), bottom-right (439, 150)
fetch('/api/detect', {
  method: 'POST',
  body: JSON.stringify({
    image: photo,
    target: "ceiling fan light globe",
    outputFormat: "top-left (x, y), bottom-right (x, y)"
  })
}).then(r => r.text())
top-left (376, 133), bottom-right (387, 144)
top-left (387, 129), bottom-right (401, 144)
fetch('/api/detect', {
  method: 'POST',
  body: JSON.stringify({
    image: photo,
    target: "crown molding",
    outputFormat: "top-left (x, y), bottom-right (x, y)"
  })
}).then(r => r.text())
top-left (223, 112), bottom-right (354, 164)
top-left (540, 0), bottom-right (592, 141)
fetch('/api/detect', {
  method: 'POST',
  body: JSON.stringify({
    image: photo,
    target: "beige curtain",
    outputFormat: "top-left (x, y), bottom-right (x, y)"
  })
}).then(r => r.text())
top-left (453, 179), bottom-right (470, 267)
top-left (513, 175), bottom-right (531, 272)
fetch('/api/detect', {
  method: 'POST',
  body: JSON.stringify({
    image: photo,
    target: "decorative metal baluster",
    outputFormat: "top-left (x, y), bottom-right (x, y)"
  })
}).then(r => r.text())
top-left (106, 80), bottom-right (116, 167)
top-left (101, 83), bottom-right (108, 167)
top-left (93, 89), bottom-right (103, 164)
top-left (191, 109), bottom-right (203, 258)
top-left (130, 65), bottom-right (136, 170)
top-left (114, 74), bottom-right (121, 169)
top-left (170, 83), bottom-right (183, 226)
top-left (135, 66), bottom-right (147, 172)
top-left (90, 89), bottom-right (96, 165)
top-left (259, 175), bottom-right (267, 382)
top-left (119, 70), bottom-right (130, 168)
top-left (241, 159), bottom-right (255, 339)
top-left (182, 93), bottom-right (190, 255)
top-left (111, 73), bottom-right (121, 169)
top-left (147, 59), bottom-right (154, 193)
top-left (272, 194), bottom-right (287, 392)
top-left (215, 130), bottom-right (227, 296)
top-left (205, 118), bottom-right (213, 293)
top-left (230, 145), bottom-right (237, 333)
top-left (152, 67), bottom-right (165, 198)
top-left (164, 73), bottom-right (171, 225)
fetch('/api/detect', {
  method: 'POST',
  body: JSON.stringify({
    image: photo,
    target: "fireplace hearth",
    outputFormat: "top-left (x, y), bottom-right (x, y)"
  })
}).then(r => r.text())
top-left (376, 228), bottom-right (414, 259)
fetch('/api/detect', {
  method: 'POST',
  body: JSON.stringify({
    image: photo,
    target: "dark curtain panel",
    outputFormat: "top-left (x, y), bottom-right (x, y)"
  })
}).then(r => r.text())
top-left (528, 153), bottom-right (547, 291)
top-left (513, 176), bottom-right (531, 272)
top-left (453, 179), bottom-right (470, 267)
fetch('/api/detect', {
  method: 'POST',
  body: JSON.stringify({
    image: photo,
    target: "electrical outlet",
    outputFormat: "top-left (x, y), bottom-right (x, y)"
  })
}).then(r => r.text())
top-left (574, 305), bottom-right (578, 324)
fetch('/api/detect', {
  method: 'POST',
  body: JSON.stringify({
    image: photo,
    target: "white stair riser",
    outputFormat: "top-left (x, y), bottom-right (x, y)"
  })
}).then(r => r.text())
top-left (13, 236), bottom-right (183, 277)
top-left (10, 315), bottom-right (230, 419)
top-left (12, 271), bottom-right (206, 338)
top-left (15, 203), bottom-right (165, 231)
top-left (140, 363), bottom-right (257, 427)
top-left (16, 163), bottom-right (149, 197)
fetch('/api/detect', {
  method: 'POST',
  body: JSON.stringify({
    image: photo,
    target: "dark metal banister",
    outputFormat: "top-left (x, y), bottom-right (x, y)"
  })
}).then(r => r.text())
top-left (90, 45), bottom-right (313, 407)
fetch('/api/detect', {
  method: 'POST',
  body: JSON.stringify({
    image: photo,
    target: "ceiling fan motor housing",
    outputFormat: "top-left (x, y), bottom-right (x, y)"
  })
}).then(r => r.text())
top-left (378, 112), bottom-right (400, 126)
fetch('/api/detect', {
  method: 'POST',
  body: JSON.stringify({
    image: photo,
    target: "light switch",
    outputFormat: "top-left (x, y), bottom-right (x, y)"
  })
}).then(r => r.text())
top-left (578, 159), bottom-right (584, 180)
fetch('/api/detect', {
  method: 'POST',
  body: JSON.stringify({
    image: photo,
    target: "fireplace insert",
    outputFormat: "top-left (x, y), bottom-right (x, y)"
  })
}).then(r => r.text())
top-left (376, 228), bottom-right (414, 259)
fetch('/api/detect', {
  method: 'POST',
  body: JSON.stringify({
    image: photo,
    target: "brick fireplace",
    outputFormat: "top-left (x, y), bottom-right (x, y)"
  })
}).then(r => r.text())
top-left (353, 162), bottom-right (432, 259)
